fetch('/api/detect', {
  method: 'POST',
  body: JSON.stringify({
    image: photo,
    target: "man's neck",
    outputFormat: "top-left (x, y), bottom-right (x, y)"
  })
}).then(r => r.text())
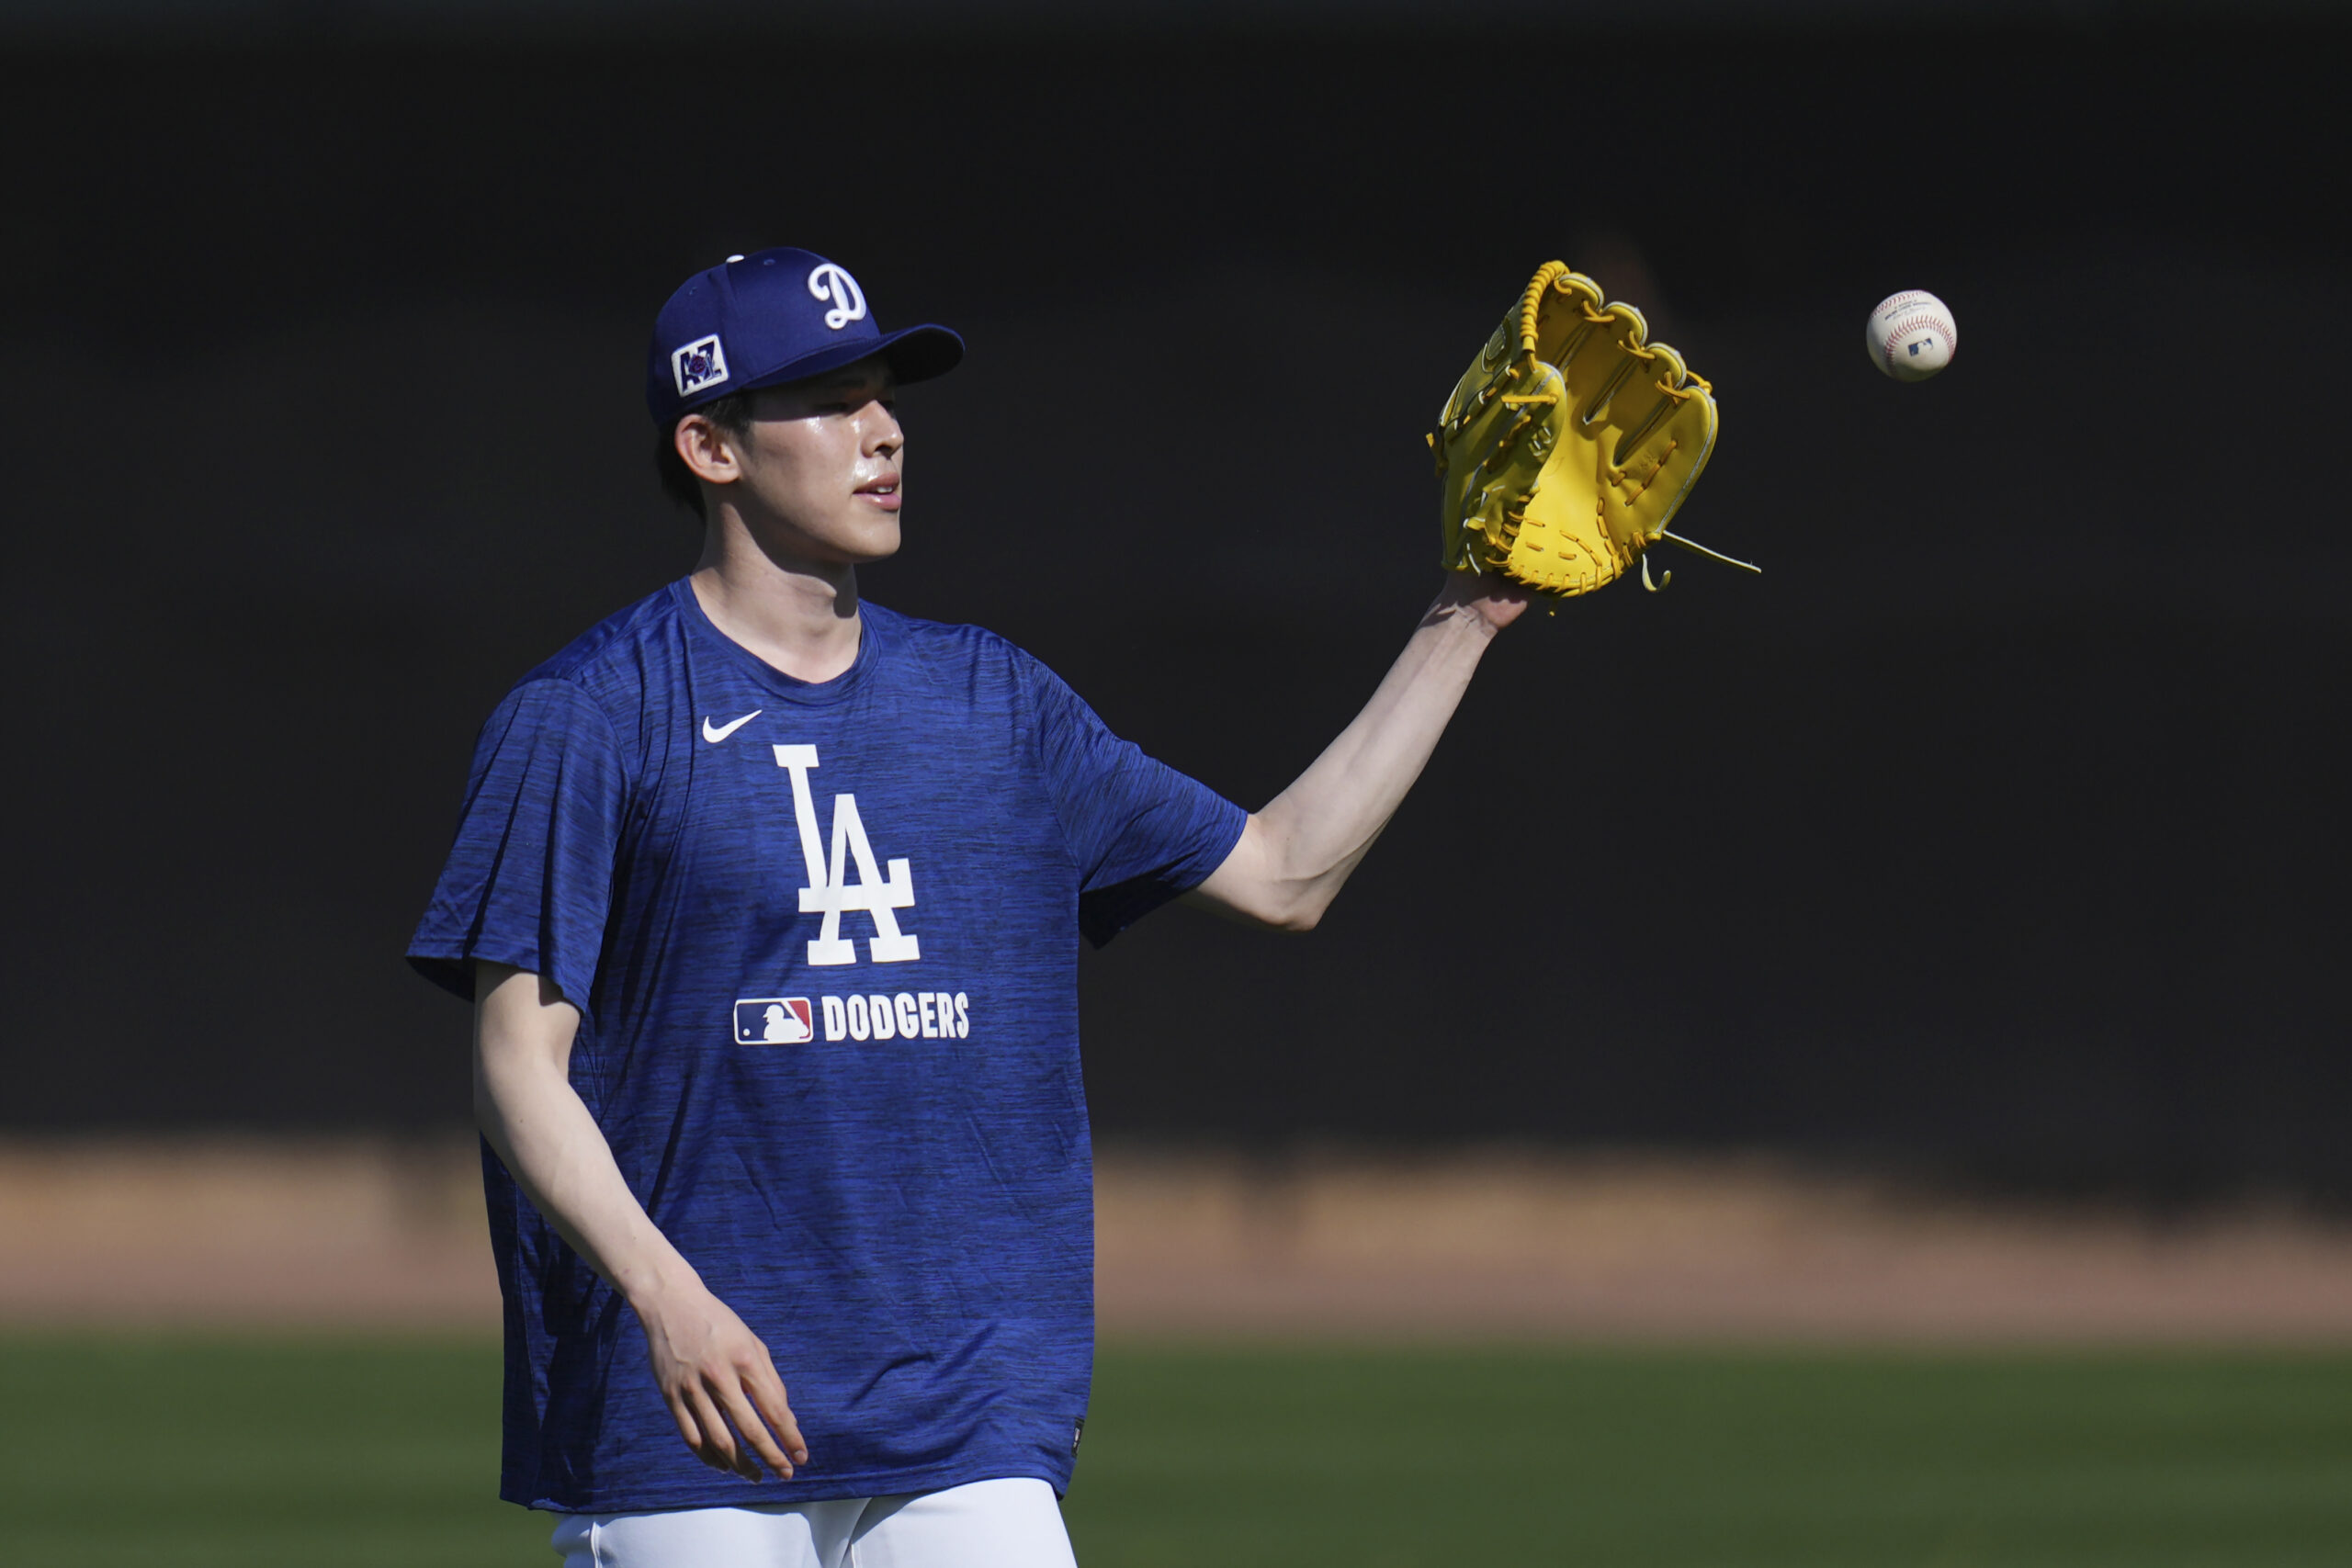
top-left (690, 523), bottom-right (865, 685)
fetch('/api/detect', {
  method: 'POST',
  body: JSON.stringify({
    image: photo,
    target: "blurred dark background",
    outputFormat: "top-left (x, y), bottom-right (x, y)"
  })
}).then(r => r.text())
top-left (3, 1), bottom-right (2346, 1202)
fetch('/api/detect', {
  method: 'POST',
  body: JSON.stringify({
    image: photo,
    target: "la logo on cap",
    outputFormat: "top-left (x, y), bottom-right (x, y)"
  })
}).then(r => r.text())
top-left (672, 333), bottom-right (729, 396)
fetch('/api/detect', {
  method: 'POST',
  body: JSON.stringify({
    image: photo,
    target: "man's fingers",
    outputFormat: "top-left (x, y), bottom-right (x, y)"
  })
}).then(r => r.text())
top-left (664, 1390), bottom-right (706, 1454)
top-left (747, 1361), bottom-right (810, 1466)
top-left (683, 1382), bottom-right (740, 1472)
top-left (714, 1374), bottom-right (793, 1480)
top-left (666, 1388), bottom-right (733, 1474)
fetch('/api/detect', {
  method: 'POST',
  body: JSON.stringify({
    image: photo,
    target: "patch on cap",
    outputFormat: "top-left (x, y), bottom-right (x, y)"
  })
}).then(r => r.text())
top-left (672, 334), bottom-right (729, 396)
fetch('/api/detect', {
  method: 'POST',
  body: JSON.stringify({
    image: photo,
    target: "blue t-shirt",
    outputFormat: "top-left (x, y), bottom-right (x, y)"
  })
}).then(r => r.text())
top-left (407, 581), bottom-right (1245, 1514)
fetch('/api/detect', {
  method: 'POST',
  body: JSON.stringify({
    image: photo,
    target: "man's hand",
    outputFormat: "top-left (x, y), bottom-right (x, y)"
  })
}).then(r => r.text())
top-left (635, 1276), bottom-right (809, 1482)
top-left (1435, 568), bottom-right (1537, 633)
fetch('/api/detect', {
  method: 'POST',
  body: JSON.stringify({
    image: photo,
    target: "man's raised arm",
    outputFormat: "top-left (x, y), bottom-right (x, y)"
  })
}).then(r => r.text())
top-left (1187, 574), bottom-right (1531, 931)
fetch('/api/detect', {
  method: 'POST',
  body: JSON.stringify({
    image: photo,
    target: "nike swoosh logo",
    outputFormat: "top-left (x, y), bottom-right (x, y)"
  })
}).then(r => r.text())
top-left (701, 710), bottom-right (763, 744)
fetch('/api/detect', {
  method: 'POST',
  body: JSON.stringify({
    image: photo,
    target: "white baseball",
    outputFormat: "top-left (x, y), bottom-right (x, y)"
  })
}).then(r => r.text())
top-left (1865, 290), bottom-right (1957, 381)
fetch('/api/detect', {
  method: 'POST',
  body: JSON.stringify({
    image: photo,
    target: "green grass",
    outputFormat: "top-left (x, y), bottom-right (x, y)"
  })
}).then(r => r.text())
top-left (0, 1335), bottom-right (538, 1568)
top-left (1068, 1348), bottom-right (2352, 1567)
top-left (2, 1338), bottom-right (2348, 1567)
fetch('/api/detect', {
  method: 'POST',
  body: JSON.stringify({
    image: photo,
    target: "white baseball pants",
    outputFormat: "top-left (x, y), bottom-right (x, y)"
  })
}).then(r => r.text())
top-left (550, 1476), bottom-right (1079, 1568)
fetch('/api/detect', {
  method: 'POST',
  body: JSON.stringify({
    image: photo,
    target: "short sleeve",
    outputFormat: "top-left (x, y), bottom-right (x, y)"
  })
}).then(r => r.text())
top-left (406, 679), bottom-right (628, 1008)
top-left (1027, 663), bottom-right (1248, 947)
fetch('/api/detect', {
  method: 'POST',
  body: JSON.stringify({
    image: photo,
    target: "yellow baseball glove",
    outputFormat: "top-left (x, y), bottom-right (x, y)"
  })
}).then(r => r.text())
top-left (1430, 260), bottom-right (1755, 596)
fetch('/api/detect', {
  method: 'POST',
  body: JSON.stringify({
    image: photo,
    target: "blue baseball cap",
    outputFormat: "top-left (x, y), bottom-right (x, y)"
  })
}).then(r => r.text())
top-left (646, 247), bottom-right (964, 427)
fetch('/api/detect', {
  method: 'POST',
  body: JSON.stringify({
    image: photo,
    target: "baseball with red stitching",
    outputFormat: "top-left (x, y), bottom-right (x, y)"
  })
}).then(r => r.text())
top-left (1865, 289), bottom-right (1957, 382)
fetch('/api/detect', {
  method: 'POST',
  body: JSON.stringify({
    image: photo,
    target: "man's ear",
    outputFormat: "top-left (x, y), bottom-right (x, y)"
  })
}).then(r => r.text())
top-left (675, 413), bottom-right (741, 488)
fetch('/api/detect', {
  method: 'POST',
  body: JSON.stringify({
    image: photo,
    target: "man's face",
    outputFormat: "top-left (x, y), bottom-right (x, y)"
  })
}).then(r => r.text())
top-left (702, 358), bottom-right (904, 563)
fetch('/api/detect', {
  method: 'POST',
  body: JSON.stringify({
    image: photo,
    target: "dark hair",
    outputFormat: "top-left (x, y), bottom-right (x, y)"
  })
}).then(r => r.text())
top-left (654, 390), bottom-right (757, 519)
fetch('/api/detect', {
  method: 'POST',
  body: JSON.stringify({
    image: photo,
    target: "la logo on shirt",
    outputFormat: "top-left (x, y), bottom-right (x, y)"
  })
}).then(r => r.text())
top-left (772, 743), bottom-right (921, 965)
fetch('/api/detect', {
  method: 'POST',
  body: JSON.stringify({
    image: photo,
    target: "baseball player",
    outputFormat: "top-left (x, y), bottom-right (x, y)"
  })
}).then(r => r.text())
top-left (408, 246), bottom-right (1539, 1567)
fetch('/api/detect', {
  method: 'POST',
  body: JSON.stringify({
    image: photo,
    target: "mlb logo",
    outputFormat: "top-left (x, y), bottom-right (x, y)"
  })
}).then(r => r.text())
top-left (734, 998), bottom-right (813, 1044)
top-left (673, 333), bottom-right (729, 396)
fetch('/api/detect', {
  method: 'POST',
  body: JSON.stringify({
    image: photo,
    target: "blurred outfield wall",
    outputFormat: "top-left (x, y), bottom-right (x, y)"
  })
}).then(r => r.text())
top-left (7, 1139), bottom-right (2352, 1338)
